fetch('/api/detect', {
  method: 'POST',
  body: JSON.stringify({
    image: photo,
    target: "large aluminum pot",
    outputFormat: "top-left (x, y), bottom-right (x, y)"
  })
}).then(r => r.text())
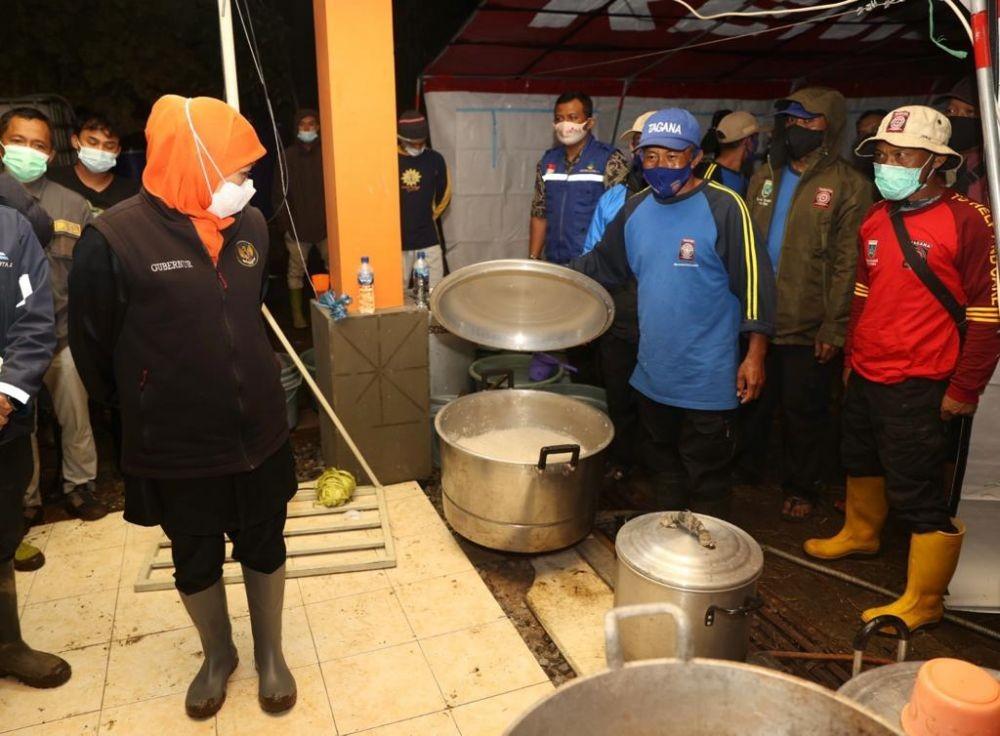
top-left (615, 511), bottom-right (763, 662)
top-left (504, 604), bottom-right (899, 736)
top-left (436, 389), bottom-right (613, 552)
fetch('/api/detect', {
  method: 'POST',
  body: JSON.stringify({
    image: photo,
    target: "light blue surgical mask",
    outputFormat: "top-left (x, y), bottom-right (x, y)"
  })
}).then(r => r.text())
top-left (77, 146), bottom-right (117, 174)
top-left (297, 129), bottom-right (318, 144)
top-left (873, 157), bottom-right (934, 201)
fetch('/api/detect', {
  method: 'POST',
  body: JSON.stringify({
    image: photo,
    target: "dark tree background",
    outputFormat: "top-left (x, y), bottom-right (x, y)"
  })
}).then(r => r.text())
top-left (1, 0), bottom-right (475, 141)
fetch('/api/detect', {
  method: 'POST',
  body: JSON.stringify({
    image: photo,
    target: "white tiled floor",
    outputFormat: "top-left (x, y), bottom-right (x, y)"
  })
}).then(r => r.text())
top-left (3, 482), bottom-right (554, 735)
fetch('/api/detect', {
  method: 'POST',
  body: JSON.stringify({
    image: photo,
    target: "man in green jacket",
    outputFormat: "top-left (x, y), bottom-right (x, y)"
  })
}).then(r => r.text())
top-left (741, 87), bottom-right (874, 520)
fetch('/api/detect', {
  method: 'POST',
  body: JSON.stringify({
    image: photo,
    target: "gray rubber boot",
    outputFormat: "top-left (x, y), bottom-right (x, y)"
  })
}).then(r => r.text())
top-left (0, 561), bottom-right (71, 688)
top-left (242, 564), bottom-right (297, 713)
top-left (179, 579), bottom-right (238, 719)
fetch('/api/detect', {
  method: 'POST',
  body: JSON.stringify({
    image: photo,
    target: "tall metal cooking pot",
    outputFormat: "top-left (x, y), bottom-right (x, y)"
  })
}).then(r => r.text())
top-left (615, 511), bottom-right (763, 661)
top-left (504, 604), bottom-right (900, 736)
top-left (436, 389), bottom-right (613, 552)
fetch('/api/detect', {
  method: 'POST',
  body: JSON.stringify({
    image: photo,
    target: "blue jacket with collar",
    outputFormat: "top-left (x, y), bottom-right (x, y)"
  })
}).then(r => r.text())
top-left (540, 136), bottom-right (616, 264)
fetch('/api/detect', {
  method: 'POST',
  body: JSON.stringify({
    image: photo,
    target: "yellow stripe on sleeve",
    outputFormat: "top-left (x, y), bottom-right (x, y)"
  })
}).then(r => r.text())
top-left (707, 181), bottom-right (757, 320)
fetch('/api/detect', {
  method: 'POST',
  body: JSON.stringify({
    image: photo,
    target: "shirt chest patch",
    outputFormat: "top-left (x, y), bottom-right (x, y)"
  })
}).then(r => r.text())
top-left (902, 240), bottom-right (933, 269)
top-left (756, 179), bottom-right (773, 207)
top-left (813, 187), bottom-right (834, 209)
top-left (0, 251), bottom-right (11, 269)
top-left (401, 168), bottom-right (422, 192)
top-left (674, 237), bottom-right (698, 267)
top-left (865, 239), bottom-right (879, 267)
top-left (52, 219), bottom-right (82, 237)
top-left (235, 241), bottom-right (259, 268)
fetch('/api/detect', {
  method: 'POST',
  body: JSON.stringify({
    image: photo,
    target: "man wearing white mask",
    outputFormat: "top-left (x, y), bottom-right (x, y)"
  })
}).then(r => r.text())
top-left (0, 107), bottom-right (104, 523)
top-left (397, 110), bottom-right (450, 290)
top-left (529, 92), bottom-right (629, 264)
top-left (49, 114), bottom-right (139, 215)
top-left (272, 109), bottom-right (327, 329)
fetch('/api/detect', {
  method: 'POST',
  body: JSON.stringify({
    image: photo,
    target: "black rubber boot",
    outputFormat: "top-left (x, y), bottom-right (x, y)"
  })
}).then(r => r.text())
top-left (179, 579), bottom-right (239, 719)
top-left (0, 561), bottom-right (71, 688)
top-left (243, 564), bottom-right (297, 713)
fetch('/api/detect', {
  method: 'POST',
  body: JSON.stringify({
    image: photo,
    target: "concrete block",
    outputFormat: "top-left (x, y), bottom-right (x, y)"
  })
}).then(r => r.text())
top-left (311, 301), bottom-right (431, 484)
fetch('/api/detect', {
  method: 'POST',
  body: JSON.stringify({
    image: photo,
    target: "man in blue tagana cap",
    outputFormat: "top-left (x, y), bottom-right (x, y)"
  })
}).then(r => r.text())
top-left (571, 107), bottom-right (776, 519)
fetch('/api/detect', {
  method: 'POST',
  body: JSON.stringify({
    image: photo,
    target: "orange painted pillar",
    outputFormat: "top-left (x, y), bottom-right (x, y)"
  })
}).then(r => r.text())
top-left (313, 0), bottom-right (403, 308)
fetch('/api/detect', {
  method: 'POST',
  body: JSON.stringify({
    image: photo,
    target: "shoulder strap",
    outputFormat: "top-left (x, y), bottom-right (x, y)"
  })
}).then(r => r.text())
top-left (888, 205), bottom-right (967, 332)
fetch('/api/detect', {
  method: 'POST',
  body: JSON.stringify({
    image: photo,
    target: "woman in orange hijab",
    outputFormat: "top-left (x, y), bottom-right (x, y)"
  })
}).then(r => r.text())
top-left (68, 95), bottom-right (297, 719)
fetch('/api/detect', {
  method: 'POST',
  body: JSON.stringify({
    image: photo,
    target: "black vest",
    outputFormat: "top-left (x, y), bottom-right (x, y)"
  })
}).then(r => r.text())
top-left (92, 191), bottom-right (287, 478)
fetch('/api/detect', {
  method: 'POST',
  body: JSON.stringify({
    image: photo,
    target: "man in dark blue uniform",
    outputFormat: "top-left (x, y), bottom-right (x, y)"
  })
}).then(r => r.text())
top-left (572, 108), bottom-right (776, 518)
top-left (529, 92), bottom-right (628, 264)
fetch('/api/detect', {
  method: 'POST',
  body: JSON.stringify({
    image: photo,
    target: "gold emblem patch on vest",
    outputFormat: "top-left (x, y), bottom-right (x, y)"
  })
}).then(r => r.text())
top-left (235, 241), bottom-right (259, 268)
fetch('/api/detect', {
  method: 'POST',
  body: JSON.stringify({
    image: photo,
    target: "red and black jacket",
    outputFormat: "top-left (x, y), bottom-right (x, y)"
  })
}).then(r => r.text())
top-left (846, 190), bottom-right (1000, 403)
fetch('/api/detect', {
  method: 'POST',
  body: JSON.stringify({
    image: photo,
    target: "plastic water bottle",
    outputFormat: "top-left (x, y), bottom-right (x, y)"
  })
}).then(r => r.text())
top-left (413, 251), bottom-right (430, 308)
top-left (357, 256), bottom-right (375, 315)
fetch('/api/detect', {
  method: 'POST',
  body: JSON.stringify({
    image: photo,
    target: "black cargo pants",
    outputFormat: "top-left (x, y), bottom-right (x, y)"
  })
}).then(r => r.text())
top-left (637, 394), bottom-right (737, 517)
top-left (841, 373), bottom-right (953, 533)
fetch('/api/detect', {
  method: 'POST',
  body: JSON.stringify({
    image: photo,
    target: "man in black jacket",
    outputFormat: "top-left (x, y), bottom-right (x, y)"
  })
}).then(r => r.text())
top-left (0, 202), bottom-right (70, 688)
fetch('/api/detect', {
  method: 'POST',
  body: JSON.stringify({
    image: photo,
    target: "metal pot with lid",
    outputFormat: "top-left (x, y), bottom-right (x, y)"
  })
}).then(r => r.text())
top-left (615, 510), bottom-right (763, 661)
top-left (430, 260), bottom-right (616, 552)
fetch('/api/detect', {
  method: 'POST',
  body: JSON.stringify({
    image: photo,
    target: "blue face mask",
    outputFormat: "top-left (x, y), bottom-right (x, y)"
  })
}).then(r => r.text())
top-left (297, 129), bottom-right (318, 144)
top-left (873, 157), bottom-right (933, 201)
top-left (643, 164), bottom-right (692, 199)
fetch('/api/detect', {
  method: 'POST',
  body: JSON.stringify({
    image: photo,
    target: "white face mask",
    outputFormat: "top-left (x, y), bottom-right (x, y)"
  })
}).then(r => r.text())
top-left (184, 98), bottom-right (254, 218)
top-left (404, 144), bottom-right (425, 157)
top-left (77, 146), bottom-right (117, 174)
top-left (554, 120), bottom-right (589, 146)
top-left (207, 178), bottom-right (256, 218)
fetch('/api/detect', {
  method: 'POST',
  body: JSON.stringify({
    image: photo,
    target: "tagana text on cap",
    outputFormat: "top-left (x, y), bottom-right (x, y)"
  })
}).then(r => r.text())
top-left (638, 108), bottom-right (702, 151)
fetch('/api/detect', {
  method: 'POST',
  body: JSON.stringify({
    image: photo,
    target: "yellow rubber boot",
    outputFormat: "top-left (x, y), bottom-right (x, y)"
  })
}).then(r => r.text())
top-left (862, 520), bottom-right (965, 631)
top-left (804, 476), bottom-right (887, 560)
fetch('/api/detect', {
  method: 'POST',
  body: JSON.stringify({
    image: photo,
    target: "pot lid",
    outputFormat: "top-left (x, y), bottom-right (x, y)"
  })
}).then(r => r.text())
top-left (429, 259), bottom-right (615, 352)
top-left (616, 511), bottom-right (763, 592)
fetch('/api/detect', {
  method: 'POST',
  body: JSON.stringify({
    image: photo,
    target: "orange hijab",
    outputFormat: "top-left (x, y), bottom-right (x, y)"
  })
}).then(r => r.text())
top-left (142, 95), bottom-right (266, 263)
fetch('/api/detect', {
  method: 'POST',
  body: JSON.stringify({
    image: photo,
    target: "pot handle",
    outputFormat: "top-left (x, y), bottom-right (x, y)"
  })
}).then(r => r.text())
top-left (704, 595), bottom-right (764, 627)
top-left (660, 510), bottom-right (716, 549)
top-left (604, 603), bottom-right (694, 671)
top-left (537, 444), bottom-right (580, 470)
top-left (851, 615), bottom-right (910, 677)
top-left (479, 368), bottom-right (514, 390)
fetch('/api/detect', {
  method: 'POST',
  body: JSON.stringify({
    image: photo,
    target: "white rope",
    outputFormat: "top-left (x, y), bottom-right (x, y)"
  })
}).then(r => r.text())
top-left (666, 0), bottom-right (900, 19)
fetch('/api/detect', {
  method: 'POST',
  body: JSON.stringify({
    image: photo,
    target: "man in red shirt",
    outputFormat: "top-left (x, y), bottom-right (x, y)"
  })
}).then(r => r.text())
top-left (804, 106), bottom-right (1000, 631)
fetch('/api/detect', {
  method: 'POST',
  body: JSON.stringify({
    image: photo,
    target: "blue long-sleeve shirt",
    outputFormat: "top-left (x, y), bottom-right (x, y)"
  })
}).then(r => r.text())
top-left (571, 182), bottom-right (775, 410)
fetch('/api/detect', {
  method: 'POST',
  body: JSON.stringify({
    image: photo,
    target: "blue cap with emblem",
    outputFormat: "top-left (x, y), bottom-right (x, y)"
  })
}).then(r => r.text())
top-left (637, 108), bottom-right (702, 151)
top-left (775, 100), bottom-right (821, 120)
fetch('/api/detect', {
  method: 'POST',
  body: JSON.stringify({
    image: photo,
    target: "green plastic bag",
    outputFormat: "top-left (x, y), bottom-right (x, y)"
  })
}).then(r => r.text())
top-left (315, 467), bottom-right (357, 508)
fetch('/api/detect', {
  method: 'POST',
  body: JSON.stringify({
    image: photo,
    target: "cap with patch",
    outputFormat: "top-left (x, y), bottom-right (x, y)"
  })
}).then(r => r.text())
top-left (775, 100), bottom-right (821, 120)
top-left (716, 111), bottom-right (763, 143)
top-left (637, 108), bottom-right (702, 151)
top-left (619, 110), bottom-right (656, 140)
top-left (398, 110), bottom-right (429, 141)
top-left (855, 105), bottom-right (963, 171)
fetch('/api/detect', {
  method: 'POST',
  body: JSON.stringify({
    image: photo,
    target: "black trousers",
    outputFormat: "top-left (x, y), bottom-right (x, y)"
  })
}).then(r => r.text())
top-left (637, 394), bottom-right (736, 513)
top-left (598, 332), bottom-right (639, 466)
top-left (165, 505), bottom-right (288, 595)
top-left (841, 374), bottom-right (952, 533)
top-left (0, 435), bottom-right (32, 562)
top-left (737, 344), bottom-right (835, 499)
